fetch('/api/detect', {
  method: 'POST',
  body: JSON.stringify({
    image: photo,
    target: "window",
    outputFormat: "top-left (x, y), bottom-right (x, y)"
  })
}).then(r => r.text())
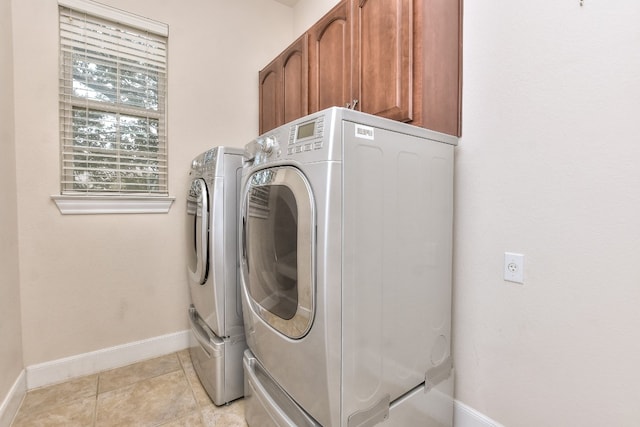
top-left (54, 0), bottom-right (172, 214)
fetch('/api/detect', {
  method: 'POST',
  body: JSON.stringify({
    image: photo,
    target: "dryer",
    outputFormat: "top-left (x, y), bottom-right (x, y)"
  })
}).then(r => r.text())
top-left (239, 108), bottom-right (457, 426)
top-left (186, 146), bottom-right (245, 405)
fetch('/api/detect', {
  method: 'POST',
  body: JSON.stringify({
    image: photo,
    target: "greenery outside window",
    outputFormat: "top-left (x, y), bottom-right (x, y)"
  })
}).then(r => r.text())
top-left (54, 0), bottom-right (172, 214)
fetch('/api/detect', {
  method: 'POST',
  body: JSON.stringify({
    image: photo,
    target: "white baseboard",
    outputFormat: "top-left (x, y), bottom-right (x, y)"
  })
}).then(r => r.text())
top-left (454, 400), bottom-right (504, 427)
top-left (26, 330), bottom-right (190, 390)
top-left (0, 370), bottom-right (26, 427)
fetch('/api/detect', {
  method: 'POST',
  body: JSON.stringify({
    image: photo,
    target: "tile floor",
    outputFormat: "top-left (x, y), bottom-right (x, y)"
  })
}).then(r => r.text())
top-left (10, 350), bottom-right (247, 427)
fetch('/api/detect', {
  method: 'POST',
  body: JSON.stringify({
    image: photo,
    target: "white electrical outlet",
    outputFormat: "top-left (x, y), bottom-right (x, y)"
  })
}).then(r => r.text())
top-left (504, 252), bottom-right (524, 284)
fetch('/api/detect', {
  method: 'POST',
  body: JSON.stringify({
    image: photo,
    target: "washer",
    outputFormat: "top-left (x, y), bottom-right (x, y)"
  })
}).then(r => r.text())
top-left (239, 108), bottom-right (457, 426)
top-left (186, 146), bottom-right (245, 405)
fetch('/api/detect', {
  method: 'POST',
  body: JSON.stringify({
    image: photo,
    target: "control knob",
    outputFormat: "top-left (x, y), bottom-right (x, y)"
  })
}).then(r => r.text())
top-left (259, 136), bottom-right (277, 154)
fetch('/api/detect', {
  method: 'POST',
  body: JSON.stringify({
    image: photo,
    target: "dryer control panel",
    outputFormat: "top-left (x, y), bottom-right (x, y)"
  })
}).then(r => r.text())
top-left (245, 113), bottom-right (329, 167)
top-left (287, 116), bottom-right (325, 155)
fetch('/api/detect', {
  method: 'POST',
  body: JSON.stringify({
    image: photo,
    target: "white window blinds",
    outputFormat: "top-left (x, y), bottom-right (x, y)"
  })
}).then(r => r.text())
top-left (59, 2), bottom-right (168, 195)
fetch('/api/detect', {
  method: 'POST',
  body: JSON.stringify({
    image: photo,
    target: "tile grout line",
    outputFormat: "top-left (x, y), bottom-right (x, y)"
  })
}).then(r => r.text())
top-left (154, 351), bottom-right (202, 427)
top-left (176, 350), bottom-right (208, 425)
top-left (93, 373), bottom-right (100, 427)
top-left (96, 353), bottom-right (184, 396)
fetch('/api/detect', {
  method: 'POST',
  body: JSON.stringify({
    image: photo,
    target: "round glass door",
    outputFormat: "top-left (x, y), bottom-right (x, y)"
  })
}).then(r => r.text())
top-left (187, 178), bottom-right (209, 286)
top-left (241, 166), bottom-right (315, 339)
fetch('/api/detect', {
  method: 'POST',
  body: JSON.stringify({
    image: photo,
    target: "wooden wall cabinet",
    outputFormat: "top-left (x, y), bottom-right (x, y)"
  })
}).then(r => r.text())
top-left (258, 34), bottom-right (309, 135)
top-left (259, 0), bottom-right (462, 137)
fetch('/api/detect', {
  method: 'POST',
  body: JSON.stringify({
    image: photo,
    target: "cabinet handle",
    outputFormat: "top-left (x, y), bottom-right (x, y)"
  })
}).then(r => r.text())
top-left (346, 99), bottom-right (359, 110)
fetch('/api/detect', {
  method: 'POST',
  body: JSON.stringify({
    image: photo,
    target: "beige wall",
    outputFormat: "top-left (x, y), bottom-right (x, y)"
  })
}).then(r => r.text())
top-left (0, 0), bottom-right (23, 403)
top-left (12, 0), bottom-right (293, 367)
top-left (455, 1), bottom-right (640, 425)
top-left (292, 0), bottom-right (340, 37)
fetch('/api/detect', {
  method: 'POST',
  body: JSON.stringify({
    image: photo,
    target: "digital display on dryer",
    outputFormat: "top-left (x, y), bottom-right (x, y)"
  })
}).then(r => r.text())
top-left (296, 122), bottom-right (315, 140)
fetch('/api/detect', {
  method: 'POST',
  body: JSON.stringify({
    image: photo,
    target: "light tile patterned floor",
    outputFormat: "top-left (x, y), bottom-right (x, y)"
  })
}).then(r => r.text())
top-left (10, 350), bottom-right (247, 427)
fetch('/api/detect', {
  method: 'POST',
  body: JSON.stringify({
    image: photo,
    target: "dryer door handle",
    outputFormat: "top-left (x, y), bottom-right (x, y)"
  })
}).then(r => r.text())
top-left (187, 179), bottom-right (209, 286)
top-left (242, 215), bottom-right (249, 273)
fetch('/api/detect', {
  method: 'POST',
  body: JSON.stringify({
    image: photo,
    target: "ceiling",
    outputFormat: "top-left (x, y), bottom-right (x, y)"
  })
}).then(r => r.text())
top-left (273, 0), bottom-right (299, 6)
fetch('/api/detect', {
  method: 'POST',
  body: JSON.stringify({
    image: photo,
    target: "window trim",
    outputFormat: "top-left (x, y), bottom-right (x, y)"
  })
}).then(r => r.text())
top-left (52, 195), bottom-right (175, 215)
top-left (58, 0), bottom-right (168, 37)
top-left (56, 0), bottom-right (172, 214)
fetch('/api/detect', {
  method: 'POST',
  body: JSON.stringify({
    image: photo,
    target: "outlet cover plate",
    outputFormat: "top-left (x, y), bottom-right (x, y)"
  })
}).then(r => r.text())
top-left (504, 252), bottom-right (524, 284)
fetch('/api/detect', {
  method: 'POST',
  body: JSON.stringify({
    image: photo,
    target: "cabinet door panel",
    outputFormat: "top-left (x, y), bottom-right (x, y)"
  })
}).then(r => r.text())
top-left (356, 0), bottom-right (413, 121)
top-left (282, 34), bottom-right (309, 125)
top-left (259, 66), bottom-right (280, 135)
top-left (308, 0), bottom-right (352, 113)
top-left (414, 0), bottom-right (462, 136)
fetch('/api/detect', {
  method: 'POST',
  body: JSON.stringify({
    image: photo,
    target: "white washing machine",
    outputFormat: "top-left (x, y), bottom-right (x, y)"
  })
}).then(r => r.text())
top-left (186, 146), bottom-right (246, 405)
top-left (239, 108), bottom-right (456, 427)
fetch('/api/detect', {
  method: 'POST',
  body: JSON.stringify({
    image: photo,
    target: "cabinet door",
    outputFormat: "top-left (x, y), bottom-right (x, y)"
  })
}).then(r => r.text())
top-left (413, 0), bottom-right (462, 136)
top-left (355, 0), bottom-right (413, 122)
top-left (259, 35), bottom-right (308, 134)
top-left (259, 62), bottom-right (280, 135)
top-left (282, 34), bottom-right (309, 125)
top-left (308, 0), bottom-right (352, 113)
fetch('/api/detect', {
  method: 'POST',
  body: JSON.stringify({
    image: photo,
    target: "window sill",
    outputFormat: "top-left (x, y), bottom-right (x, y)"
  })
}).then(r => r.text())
top-left (51, 195), bottom-right (175, 215)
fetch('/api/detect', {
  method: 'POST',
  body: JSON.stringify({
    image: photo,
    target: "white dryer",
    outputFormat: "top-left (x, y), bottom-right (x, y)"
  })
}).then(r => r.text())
top-left (186, 146), bottom-right (245, 405)
top-left (240, 108), bottom-right (457, 427)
